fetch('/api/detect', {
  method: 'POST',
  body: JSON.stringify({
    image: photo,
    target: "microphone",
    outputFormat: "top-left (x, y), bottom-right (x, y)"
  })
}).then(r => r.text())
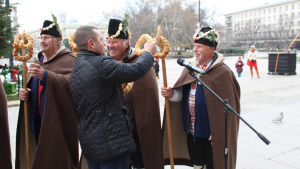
top-left (177, 58), bottom-right (205, 75)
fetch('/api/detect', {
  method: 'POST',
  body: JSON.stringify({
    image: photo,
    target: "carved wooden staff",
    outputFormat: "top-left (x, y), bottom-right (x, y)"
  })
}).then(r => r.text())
top-left (156, 26), bottom-right (174, 169)
top-left (134, 27), bottom-right (173, 168)
top-left (13, 30), bottom-right (34, 169)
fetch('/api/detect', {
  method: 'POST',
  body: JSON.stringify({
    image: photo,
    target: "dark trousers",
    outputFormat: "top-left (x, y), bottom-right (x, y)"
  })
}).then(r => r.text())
top-left (187, 134), bottom-right (214, 169)
top-left (86, 154), bottom-right (129, 169)
top-left (34, 114), bottom-right (41, 145)
top-left (129, 133), bottom-right (144, 168)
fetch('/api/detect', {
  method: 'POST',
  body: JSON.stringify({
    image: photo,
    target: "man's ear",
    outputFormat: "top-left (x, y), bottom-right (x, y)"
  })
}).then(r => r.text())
top-left (87, 39), bottom-right (94, 49)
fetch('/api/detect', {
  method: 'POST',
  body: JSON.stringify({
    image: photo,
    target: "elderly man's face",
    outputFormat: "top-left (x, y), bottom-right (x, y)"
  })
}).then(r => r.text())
top-left (107, 38), bottom-right (129, 61)
top-left (39, 34), bottom-right (59, 53)
top-left (193, 43), bottom-right (215, 64)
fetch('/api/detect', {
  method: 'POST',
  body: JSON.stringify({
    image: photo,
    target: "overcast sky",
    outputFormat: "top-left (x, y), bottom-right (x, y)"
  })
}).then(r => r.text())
top-left (10, 0), bottom-right (280, 32)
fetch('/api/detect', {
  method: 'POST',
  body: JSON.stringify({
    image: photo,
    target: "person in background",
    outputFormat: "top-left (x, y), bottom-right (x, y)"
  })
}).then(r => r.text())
top-left (247, 45), bottom-right (260, 78)
top-left (235, 56), bottom-right (244, 77)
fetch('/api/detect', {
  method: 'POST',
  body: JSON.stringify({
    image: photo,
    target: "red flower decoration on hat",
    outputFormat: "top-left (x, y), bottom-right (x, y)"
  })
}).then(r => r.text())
top-left (5, 64), bottom-right (7, 66)
top-left (194, 37), bottom-right (197, 42)
top-left (10, 8), bottom-right (13, 12)
top-left (40, 28), bottom-right (43, 31)
top-left (10, 43), bottom-right (13, 46)
top-left (108, 34), bottom-right (111, 38)
top-left (0, 37), bottom-right (2, 39)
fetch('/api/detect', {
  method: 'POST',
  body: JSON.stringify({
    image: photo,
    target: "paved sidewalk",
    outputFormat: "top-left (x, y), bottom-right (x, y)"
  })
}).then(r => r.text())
top-left (7, 56), bottom-right (300, 169)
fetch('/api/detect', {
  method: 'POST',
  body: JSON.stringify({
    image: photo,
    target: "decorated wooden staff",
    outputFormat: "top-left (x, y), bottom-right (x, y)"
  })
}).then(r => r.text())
top-left (134, 26), bottom-right (174, 169)
top-left (12, 30), bottom-right (34, 169)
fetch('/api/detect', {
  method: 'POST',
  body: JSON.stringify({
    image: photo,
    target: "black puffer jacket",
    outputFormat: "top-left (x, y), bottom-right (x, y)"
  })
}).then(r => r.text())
top-left (69, 50), bottom-right (154, 162)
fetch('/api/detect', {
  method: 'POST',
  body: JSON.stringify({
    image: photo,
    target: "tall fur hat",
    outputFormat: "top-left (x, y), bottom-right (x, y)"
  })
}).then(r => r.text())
top-left (193, 27), bottom-right (219, 48)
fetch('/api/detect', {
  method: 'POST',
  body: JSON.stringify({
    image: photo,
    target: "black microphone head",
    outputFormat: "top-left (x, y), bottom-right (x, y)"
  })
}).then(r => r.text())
top-left (177, 58), bottom-right (184, 66)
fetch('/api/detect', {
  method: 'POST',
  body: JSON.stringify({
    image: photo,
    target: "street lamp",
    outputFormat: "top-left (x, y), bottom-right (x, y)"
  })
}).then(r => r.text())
top-left (199, 0), bottom-right (201, 25)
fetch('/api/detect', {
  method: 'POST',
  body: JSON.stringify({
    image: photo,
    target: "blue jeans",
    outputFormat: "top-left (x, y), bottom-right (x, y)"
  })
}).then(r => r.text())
top-left (237, 72), bottom-right (242, 77)
top-left (86, 154), bottom-right (129, 169)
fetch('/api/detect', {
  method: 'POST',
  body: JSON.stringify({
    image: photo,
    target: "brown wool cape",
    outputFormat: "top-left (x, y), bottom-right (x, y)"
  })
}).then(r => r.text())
top-left (79, 49), bottom-right (164, 169)
top-left (0, 78), bottom-right (13, 169)
top-left (15, 47), bottom-right (79, 169)
top-left (123, 52), bottom-right (164, 169)
top-left (163, 54), bottom-right (241, 169)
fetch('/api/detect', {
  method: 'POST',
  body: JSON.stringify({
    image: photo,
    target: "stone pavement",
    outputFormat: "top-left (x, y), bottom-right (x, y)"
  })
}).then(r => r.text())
top-left (7, 55), bottom-right (300, 168)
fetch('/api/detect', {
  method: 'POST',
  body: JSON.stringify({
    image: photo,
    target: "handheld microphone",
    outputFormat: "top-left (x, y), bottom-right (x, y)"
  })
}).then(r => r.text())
top-left (177, 58), bottom-right (205, 75)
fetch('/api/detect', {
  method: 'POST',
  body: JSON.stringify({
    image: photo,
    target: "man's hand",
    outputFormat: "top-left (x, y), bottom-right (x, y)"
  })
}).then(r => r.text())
top-left (144, 41), bottom-right (157, 55)
top-left (19, 88), bottom-right (31, 101)
top-left (161, 86), bottom-right (173, 98)
top-left (208, 135), bottom-right (212, 145)
top-left (28, 63), bottom-right (45, 80)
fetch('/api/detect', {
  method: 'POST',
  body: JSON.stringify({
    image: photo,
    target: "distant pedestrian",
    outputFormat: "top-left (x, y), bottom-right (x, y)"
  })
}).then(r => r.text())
top-left (247, 45), bottom-right (260, 78)
top-left (235, 56), bottom-right (244, 77)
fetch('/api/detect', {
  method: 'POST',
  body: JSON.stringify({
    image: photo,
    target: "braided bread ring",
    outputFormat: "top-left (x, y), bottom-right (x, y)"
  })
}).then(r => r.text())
top-left (69, 31), bottom-right (79, 56)
top-left (122, 82), bottom-right (134, 95)
top-left (153, 36), bottom-right (170, 58)
top-left (13, 33), bottom-right (34, 61)
top-left (134, 34), bottom-right (153, 56)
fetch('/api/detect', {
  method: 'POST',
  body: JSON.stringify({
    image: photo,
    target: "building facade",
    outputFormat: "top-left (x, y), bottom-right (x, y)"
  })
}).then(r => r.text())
top-left (224, 0), bottom-right (300, 49)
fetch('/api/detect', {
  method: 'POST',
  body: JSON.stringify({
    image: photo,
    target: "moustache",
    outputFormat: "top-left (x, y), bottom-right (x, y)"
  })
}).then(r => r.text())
top-left (194, 52), bottom-right (201, 55)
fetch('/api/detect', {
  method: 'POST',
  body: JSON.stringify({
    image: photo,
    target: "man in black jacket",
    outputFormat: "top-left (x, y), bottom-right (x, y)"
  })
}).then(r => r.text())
top-left (69, 26), bottom-right (157, 169)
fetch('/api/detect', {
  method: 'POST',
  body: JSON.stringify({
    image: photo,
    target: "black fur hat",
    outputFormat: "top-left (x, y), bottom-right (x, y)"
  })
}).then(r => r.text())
top-left (40, 20), bottom-right (61, 38)
top-left (194, 27), bottom-right (219, 48)
top-left (107, 18), bottom-right (130, 39)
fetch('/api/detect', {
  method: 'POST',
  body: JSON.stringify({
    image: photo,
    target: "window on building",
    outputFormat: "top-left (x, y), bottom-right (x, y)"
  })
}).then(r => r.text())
top-left (292, 4), bottom-right (294, 10)
top-left (298, 21), bottom-right (300, 26)
top-left (268, 16), bottom-right (271, 22)
top-left (269, 9), bottom-right (271, 14)
top-left (241, 14), bottom-right (243, 18)
top-left (274, 16), bottom-right (276, 21)
top-left (246, 13), bottom-right (247, 18)
top-left (242, 21), bottom-right (244, 25)
top-left (292, 13), bottom-right (294, 18)
top-left (291, 21), bottom-right (294, 27)
top-left (299, 12), bottom-right (300, 17)
top-left (238, 14), bottom-right (240, 19)
top-left (280, 7), bottom-right (282, 12)
top-left (254, 11), bottom-right (256, 16)
top-left (286, 6), bottom-right (288, 11)
top-left (264, 10), bottom-right (266, 15)
top-left (273, 23), bottom-right (276, 28)
top-left (259, 11), bottom-right (261, 15)
top-left (299, 3), bottom-right (300, 8)
top-left (250, 12), bottom-right (252, 17)
top-left (274, 8), bottom-right (276, 13)
top-left (234, 15), bottom-right (236, 19)
top-left (264, 17), bottom-right (266, 22)
top-left (286, 14), bottom-right (288, 18)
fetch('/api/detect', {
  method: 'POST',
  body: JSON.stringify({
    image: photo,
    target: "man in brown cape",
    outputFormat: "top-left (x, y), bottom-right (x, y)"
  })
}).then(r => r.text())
top-left (17, 18), bottom-right (78, 169)
top-left (161, 27), bottom-right (240, 169)
top-left (0, 78), bottom-right (13, 169)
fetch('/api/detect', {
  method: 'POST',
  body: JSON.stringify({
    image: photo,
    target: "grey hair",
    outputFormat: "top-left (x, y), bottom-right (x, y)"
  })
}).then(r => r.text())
top-left (123, 39), bottom-right (129, 47)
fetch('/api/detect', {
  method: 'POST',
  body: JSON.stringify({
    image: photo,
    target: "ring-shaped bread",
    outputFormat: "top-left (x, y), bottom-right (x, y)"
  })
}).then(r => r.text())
top-left (13, 33), bottom-right (34, 61)
top-left (134, 34), bottom-right (153, 56)
top-left (69, 31), bottom-right (79, 56)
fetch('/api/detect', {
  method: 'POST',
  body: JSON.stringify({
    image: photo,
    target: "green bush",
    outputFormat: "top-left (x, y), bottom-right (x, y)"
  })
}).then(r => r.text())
top-left (177, 51), bottom-right (182, 55)
top-left (218, 47), bottom-right (245, 54)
